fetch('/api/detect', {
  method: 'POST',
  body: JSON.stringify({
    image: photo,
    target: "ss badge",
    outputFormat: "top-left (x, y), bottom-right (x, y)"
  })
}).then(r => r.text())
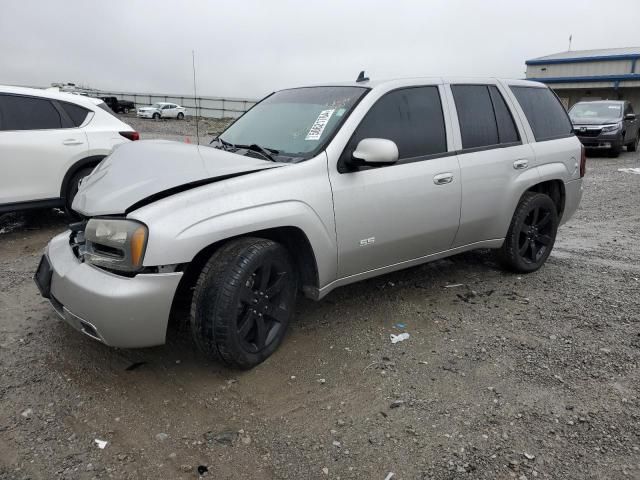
top-left (359, 237), bottom-right (375, 247)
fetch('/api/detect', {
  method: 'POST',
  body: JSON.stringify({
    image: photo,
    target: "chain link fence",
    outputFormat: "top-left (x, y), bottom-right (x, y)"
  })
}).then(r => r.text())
top-left (93, 90), bottom-right (258, 119)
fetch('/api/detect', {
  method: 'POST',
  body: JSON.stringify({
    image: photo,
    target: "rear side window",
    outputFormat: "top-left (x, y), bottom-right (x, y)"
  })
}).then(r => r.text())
top-left (511, 86), bottom-right (573, 141)
top-left (451, 85), bottom-right (499, 148)
top-left (60, 102), bottom-right (90, 126)
top-left (348, 86), bottom-right (447, 160)
top-left (0, 94), bottom-right (62, 131)
top-left (488, 86), bottom-right (520, 144)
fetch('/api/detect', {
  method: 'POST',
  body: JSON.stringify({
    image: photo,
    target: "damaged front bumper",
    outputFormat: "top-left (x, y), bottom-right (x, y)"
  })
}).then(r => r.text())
top-left (37, 232), bottom-right (182, 348)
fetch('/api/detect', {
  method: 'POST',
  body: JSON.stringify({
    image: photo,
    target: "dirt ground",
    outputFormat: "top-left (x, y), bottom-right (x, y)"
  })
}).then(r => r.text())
top-left (1, 120), bottom-right (639, 479)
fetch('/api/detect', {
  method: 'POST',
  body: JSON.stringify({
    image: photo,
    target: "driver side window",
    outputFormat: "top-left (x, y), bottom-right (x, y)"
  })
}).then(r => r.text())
top-left (341, 86), bottom-right (447, 170)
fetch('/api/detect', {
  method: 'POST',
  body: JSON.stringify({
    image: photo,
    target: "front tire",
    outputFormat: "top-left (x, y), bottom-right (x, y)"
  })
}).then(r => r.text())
top-left (190, 238), bottom-right (297, 369)
top-left (152, 112), bottom-right (160, 120)
top-left (628, 133), bottom-right (639, 152)
top-left (498, 192), bottom-right (559, 273)
top-left (177, 112), bottom-right (184, 120)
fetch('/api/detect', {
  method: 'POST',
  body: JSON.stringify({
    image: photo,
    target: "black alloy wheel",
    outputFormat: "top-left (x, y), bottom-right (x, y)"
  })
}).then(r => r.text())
top-left (517, 204), bottom-right (554, 265)
top-left (499, 192), bottom-right (559, 273)
top-left (190, 237), bottom-right (297, 369)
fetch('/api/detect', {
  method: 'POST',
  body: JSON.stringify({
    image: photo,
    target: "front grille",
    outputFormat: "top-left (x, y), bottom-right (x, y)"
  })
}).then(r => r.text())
top-left (574, 127), bottom-right (602, 137)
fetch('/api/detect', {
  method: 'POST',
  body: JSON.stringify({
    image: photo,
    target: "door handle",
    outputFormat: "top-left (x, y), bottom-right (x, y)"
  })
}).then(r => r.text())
top-left (433, 173), bottom-right (454, 185)
top-left (513, 159), bottom-right (528, 170)
top-left (63, 139), bottom-right (83, 146)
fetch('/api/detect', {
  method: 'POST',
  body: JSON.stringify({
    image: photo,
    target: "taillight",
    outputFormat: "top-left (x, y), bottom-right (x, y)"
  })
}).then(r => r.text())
top-left (579, 144), bottom-right (586, 178)
top-left (120, 131), bottom-right (140, 141)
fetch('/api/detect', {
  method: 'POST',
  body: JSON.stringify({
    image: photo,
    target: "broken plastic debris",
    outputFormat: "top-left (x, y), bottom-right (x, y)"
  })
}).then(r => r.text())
top-left (618, 168), bottom-right (640, 174)
top-left (444, 283), bottom-right (464, 288)
top-left (394, 323), bottom-right (406, 329)
top-left (390, 333), bottom-right (410, 344)
top-left (94, 439), bottom-right (108, 449)
top-left (385, 473), bottom-right (395, 480)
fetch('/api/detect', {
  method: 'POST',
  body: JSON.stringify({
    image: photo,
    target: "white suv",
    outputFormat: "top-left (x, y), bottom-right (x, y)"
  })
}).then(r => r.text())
top-left (0, 85), bottom-right (139, 213)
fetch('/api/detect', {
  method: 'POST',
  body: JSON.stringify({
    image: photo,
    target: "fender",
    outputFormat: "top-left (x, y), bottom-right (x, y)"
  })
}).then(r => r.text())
top-left (60, 155), bottom-right (106, 199)
top-left (137, 200), bottom-right (337, 289)
top-left (537, 161), bottom-right (576, 183)
top-left (491, 166), bottom-right (542, 240)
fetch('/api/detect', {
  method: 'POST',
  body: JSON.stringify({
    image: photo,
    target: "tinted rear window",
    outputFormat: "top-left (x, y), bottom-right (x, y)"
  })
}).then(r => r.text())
top-left (451, 85), bottom-right (499, 148)
top-left (488, 86), bottom-right (519, 144)
top-left (60, 101), bottom-right (90, 126)
top-left (511, 86), bottom-right (573, 141)
top-left (0, 94), bottom-right (62, 130)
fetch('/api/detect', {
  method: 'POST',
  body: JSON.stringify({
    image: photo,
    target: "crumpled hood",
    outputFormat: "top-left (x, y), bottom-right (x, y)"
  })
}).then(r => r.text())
top-left (72, 140), bottom-right (282, 216)
top-left (137, 106), bottom-right (157, 111)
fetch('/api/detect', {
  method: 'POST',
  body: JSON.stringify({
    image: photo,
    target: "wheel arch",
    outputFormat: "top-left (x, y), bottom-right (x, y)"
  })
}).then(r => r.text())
top-left (170, 226), bottom-right (320, 325)
top-left (525, 179), bottom-right (566, 219)
top-left (59, 155), bottom-right (106, 200)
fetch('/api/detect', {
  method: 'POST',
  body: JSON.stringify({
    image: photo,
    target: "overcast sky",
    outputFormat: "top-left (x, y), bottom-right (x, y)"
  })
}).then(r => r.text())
top-left (1, 0), bottom-right (638, 99)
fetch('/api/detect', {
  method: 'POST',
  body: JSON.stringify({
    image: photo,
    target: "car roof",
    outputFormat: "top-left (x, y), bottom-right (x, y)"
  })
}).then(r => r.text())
top-left (0, 84), bottom-right (103, 110)
top-left (286, 76), bottom-right (546, 91)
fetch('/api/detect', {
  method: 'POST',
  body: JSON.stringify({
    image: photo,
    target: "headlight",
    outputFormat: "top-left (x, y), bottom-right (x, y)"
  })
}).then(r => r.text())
top-left (601, 122), bottom-right (622, 133)
top-left (84, 218), bottom-right (148, 272)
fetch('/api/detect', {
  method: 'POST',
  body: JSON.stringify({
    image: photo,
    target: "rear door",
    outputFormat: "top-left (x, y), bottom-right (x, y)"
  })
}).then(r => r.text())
top-left (329, 85), bottom-right (461, 278)
top-left (447, 83), bottom-right (537, 247)
top-left (0, 94), bottom-right (88, 205)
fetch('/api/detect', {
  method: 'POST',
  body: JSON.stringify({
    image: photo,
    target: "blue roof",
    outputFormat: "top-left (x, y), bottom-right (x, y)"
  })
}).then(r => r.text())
top-left (526, 47), bottom-right (640, 65)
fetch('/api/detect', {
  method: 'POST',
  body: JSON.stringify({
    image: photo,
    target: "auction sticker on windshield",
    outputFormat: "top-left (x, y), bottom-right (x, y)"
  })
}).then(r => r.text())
top-left (305, 109), bottom-right (335, 140)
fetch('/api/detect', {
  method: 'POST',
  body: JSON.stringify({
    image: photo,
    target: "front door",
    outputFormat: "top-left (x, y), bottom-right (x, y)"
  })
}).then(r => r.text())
top-left (329, 86), bottom-right (461, 279)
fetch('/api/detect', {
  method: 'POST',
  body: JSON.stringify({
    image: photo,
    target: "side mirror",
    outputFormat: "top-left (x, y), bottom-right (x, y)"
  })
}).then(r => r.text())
top-left (351, 138), bottom-right (399, 167)
top-left (624, 113), bottom-right (636, 120)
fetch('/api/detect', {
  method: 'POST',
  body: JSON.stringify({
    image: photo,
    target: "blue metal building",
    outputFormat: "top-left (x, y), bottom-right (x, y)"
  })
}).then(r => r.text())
top-left (526, 47), bottom-right (640, 110)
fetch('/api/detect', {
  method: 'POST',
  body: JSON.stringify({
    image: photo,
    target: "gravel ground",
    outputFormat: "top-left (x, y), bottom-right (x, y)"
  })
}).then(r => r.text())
top-left (118, 113), bottom-right (233, 144)
top-left (1, 132), bottom-right (639, 479)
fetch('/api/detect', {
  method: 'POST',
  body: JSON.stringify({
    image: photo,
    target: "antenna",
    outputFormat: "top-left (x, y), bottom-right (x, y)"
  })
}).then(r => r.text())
top-left (192, 50), bottom-right (200, 145)
top-left (356, 70), bottom-right (369, 83)
top-left (568, 34), bottom-right (573, 51)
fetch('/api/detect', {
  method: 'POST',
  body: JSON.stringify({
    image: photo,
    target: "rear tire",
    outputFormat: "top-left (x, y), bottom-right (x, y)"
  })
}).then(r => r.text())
top-left (628, 133), bottom-right (639, 152)
top-left (177, 112), bottom-right (184, 120)
top-left (64, 167), bottom-right (94, 218)
top-left (123, 107), bottom-right (130, 114)
top-left (190, 237), bottom-right (297, 369)
top-left (498, 192), bottom-right (559, 273)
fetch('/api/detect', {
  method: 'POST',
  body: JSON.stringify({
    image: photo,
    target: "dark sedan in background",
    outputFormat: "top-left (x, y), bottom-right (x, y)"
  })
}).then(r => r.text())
top-left (569, 100), bottom-right (639, 157)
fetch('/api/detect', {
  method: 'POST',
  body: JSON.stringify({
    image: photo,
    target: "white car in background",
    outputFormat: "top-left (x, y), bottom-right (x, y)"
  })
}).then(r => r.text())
top-left (0, 85), bottom-right (139, 214)
top-left (137, 102), bottom-right (186, 120)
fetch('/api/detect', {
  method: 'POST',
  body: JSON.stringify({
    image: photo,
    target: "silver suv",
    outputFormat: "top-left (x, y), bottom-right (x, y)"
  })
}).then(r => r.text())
top-left (35, 77), bottom-right (584, 368)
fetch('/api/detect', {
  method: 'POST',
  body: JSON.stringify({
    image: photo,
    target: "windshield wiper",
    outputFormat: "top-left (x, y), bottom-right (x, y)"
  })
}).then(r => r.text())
top-left (234, 143), bottom-right (279, 162)
top-left (210, 137), bottom-right (234, 151)
top-left (210, 138), bottom-right (279, 162)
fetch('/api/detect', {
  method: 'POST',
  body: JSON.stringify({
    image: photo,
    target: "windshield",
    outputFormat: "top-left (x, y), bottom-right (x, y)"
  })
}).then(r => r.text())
top-left (569, 102), bottom-right (622, 121)
top-left (218, 86), bottom-right (368, 161)
top-left (151, 103), bottom-right (164, 109)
